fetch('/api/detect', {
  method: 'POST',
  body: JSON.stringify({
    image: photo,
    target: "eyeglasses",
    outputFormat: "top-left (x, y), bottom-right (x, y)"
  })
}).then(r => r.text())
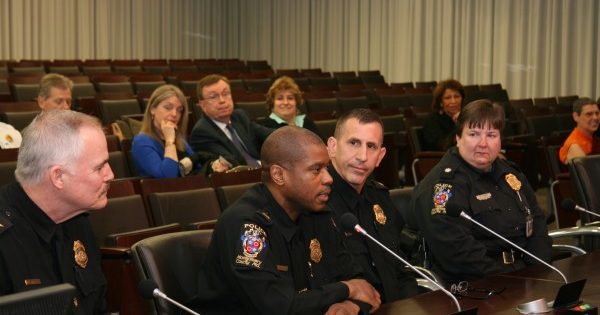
top-left (450, 281), bottom-right (506, 300)
top-left (203, 91), bottom-right (232, 104)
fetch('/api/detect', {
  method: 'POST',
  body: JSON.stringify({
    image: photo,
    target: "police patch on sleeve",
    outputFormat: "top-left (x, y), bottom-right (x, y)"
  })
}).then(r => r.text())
top-left (235, 223), bottom-right (268, 269)
top-left (431, 183), bottom-right (453, 215)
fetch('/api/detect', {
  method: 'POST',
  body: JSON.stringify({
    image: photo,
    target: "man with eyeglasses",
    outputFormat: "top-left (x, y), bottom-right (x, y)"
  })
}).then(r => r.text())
top-left (190, 74), bottom-right (274, 171)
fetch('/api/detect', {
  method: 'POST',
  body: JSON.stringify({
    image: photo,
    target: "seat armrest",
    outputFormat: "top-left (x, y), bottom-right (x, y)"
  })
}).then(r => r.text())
top-left (106, 223), bottom-right (183, 247)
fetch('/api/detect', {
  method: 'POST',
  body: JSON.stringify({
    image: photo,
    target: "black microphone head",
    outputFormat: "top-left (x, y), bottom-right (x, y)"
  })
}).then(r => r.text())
top-left (138, 279), bottom-right (158, 299)
top-left (445, 203), bottom-right (463, 218)
top-left (561, 198), bottom-right (577, 212)
top-left (340, 212), bottom-right (359, 233)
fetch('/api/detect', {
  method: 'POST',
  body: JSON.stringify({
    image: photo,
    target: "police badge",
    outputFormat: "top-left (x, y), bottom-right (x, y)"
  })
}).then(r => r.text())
top-left (309, 238), bottom-right (322, 263)
top-left (373, 204), bottom-right (387, 225)
top-left (505, 173), bottom-right (522, 191)
top-left (73, 240), bottom-right (88, 268)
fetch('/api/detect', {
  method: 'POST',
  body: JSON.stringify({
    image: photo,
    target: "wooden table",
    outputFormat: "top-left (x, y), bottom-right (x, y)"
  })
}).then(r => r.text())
top-left (375, 251), bottom-right (600, 314)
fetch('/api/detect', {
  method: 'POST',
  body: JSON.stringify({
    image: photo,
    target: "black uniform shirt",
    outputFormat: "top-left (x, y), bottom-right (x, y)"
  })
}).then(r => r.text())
top-left (194, 183), bottom-right (364, 315)
top-left (327, 165), bottom-right (419, 302)
top-left (0, 182), bottom-right (107, 314)
top-left (409, 147), bottom-right (552, 284)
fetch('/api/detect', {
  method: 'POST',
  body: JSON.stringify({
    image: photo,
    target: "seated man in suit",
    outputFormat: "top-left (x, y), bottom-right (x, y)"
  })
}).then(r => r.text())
top-left (559, 97), bottom-right (600, 164)
top-left (189, 74), bottom-right (273, 171)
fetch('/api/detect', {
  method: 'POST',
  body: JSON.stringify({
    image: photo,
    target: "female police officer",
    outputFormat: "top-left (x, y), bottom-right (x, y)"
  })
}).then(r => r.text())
top-left (408, 99), bottom-right (552, 285)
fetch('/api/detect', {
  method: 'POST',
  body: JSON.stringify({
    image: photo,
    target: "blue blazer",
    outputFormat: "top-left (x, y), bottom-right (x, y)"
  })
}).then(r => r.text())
top-left (132, 133), bottom-right (196, 178)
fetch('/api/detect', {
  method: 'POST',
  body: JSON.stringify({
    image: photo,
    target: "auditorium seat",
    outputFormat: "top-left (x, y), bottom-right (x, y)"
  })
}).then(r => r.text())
top-left (98, 97), bottom-right (142, 125)
top-left (0, 111), bottom-right (39, 131)
top-left (132, 230), bottom-right (213, 315)
top-left (92, 74), bottom-right (134, 94)
top-left (314, 119), bottom-right (337, 142)
top-left (305, 98), bottom-right (340, 114)
top-left (8, 74), bottom-right (44, 101)
top-left (129, 73), bottom-right (166, 94)
top-left (0, 161), bottom-right (17, 186)
top-left (81, 60), bottom-right (112, 74)
top-left (148, 188), bottom-right (221, 227)
top-left (210, 168), bottom-right (262, 210)
top-left (243, 78), bottom-right (272, 93)
top-left (111, 60), bottom-right (143, 73)
top-left (234, 101), bottom-right (268, 121)
top-left (141, 60), bottom-right (169, 74)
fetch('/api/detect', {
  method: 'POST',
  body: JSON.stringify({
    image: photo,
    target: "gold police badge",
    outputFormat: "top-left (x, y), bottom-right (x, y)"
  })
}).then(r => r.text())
top-left (309, 238), bottom-right (322, 263)
top-left (373, 204), bottom-right (387, 225)
top-left (505, 173), bottom-right (522, 191)
top-left (73, 240), bottom-right (88, 268)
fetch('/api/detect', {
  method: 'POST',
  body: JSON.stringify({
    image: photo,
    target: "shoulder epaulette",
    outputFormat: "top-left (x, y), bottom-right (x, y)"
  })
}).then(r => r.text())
top-left (371, 179), bottom-right (388, 190)
top-left (0, 211), bottom-right (14, 235)
top-left (254, 209), bottom-right (273, 226)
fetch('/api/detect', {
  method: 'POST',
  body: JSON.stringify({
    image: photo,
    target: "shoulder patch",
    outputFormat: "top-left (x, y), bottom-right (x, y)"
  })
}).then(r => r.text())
top-left (0, 213), bottom-right (13, 234)
top-left (431, 183), bottom-right (453, 215)
top-left (235, 223), bottom-right (268, 269)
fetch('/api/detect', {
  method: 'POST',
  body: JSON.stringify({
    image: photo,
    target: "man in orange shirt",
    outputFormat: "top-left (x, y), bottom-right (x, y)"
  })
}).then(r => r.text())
top-left (559, 98), bottom-right (600, 164)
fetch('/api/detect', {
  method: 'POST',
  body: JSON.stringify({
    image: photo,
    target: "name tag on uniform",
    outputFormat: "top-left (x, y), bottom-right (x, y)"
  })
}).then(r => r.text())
top-left (24, 279), bottom-right (41, 285)
top-left (526, 214), bottom-right (533, 237)
top-left (276, 265), bottom-right (288, 272)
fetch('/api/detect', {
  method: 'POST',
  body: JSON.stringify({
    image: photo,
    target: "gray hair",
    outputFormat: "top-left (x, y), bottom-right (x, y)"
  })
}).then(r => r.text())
top-left (15, 110), bottom-right (101, 185)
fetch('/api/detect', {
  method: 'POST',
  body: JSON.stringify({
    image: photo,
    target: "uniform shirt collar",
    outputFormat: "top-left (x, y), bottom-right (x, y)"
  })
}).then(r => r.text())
top-left (10, 182), bottom-right (58, 244)
top-left (268, 113), bottom-right (306, 127)
top-left (449, 146), bottom-right (497, 177)
top-left (258, 184), bottom-right (299, 242)
top-left (328, 164), bottom-right (363, 211)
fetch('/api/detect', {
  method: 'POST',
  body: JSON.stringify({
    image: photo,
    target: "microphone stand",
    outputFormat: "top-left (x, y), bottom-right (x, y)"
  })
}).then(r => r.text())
top-left (458, 212), bottom-right (568, 283)
top-left (353, 225), bottom-right (464, 312)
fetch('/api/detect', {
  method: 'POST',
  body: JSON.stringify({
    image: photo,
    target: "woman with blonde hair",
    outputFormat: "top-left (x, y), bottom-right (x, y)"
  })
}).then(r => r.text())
top-left (132, 84), bottom-right (200, 178)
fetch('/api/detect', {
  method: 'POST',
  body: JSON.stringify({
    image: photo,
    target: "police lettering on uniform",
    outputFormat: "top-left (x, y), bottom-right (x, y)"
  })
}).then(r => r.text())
top-left (408, 99), bottom-right (552, 285)
top-left (326, 108), bottom-right (419, 302)
top-left (0, 110), bottom-right (114, 314)
top-left (193, 126), bottom-right (381, 315)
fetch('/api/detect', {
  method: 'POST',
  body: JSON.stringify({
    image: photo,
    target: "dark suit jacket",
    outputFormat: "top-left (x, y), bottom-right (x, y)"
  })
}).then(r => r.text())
top-left (189, 109), bottom-right (274, 166)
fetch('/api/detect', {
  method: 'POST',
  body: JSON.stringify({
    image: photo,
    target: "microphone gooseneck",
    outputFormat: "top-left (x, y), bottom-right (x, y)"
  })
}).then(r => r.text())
top-left (340, 212), bottom-right (463, 312)
top-left (445, 203), bottom-right (568, 284)
top-left (137, 279), bottom-right (201, 315)
top-left (561, 198), bottom-right (600, 219)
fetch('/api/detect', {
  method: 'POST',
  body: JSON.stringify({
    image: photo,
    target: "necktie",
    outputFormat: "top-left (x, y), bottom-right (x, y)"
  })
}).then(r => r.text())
top-left (226, 124), bottom-right (260, 167)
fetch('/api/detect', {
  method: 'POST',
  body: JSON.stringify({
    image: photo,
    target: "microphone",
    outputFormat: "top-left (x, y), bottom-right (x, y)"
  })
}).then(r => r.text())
top-left (561, 199), bottom-right (600, 220)
top-left (445, 203), bottom-right (568, 284)
top-left (340, 213), bottom-right (467, 314)
top-left (138, 279), bottom-right (201, 315)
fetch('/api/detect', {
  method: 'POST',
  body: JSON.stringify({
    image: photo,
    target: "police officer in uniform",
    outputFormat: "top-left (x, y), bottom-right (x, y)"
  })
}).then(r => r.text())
top-left (0, 110), bottom-right (114, 314)
top-left (326, 109), bottom-right (419, 302)
top-left (194, 126), bottom-right (381, 315)
top-left (408, 99), bottom-right (552, 285)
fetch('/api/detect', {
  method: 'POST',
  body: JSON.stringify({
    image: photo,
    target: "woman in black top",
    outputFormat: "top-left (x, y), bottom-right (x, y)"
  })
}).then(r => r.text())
top-left (422, 79), bottom-right (465, 151)
top-left (260, 76), bottom-right (320, 135)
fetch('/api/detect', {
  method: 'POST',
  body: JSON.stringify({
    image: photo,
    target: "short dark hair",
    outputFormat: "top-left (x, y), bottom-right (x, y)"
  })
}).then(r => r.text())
top-left (333, 108), bottom-right (384, 140)
top-left (197, 74), bottom-right (230, 100)
top-left (456, 99), bottom-right (505, 136)
top-left (432, 79), bottom-right (465, 111)
top-left (572, 97), bottom-right (598, 115)
top-left (260, 126), bottom-right (324, 182)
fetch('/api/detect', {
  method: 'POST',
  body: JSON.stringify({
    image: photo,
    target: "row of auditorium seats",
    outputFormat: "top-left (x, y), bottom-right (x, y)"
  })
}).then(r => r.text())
top-left (94, 168), bottom-right (262, 314)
